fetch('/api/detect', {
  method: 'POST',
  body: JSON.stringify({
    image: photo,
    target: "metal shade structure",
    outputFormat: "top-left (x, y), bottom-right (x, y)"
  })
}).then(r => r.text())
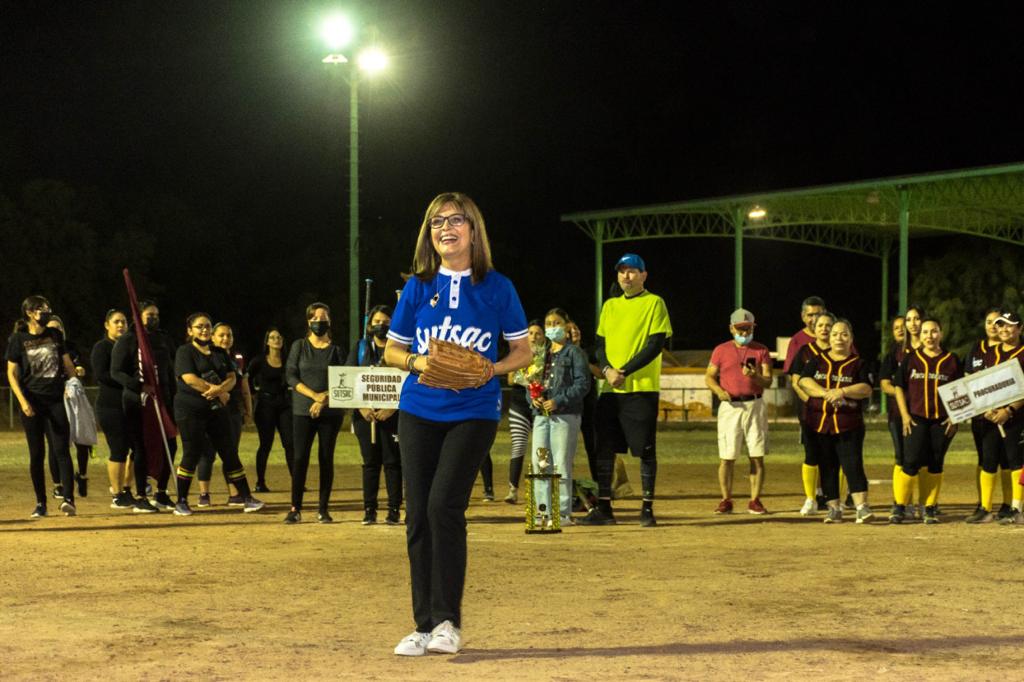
top-left (562, 162), bottom-right (1024, 355)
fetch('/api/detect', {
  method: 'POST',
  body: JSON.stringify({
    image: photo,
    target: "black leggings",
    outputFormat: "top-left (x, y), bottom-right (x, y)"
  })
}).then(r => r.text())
top-left (811, 429), bottom-right (867, 500)
top-left (594, 392), bottom-right (658, 500)
top-left (887, 414), bottom-right (905, 467)
top-left (353, 415), bottom-right (402, 510)
top-left (125, 404), bottom-right (176, 496)
top-left (96, 405), bottom-right (131, 463)
top-left (799, 417), bottom-right (820, 467)
top-left (175, 408), bottom-right (250, 501)
top-left (197, 410), bottom-right (242, 484)
top-left (478, 453), bottom-right (493, 492)
top-left (902, 417), bottom-right (952, 475)
top-left (399, 412), bottom-right (497, 632)
top-left (977, 419), bottom-right (1024, 473)
top-left (20, 396), bottom-right (74, 504)
top-left (254, 397), bottom-right (294, 482)
top-left (291, 412), bottom-right (343, 512)
top-left (48, 443), bottom-right (91, 483)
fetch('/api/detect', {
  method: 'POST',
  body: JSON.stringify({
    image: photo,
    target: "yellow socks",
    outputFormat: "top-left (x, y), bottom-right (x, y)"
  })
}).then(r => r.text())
top-left (980, 470), bottom-right (998, 512)
top-left (920, 471), bottom-right (942, 507)
top-left (801, 464), bottom-right (818, 500)
top-left (893, 469), bottom-right (917, 506)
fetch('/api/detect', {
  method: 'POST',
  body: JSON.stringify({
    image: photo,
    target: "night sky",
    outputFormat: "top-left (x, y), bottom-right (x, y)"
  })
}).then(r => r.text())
top-left (3, 1), bottom-right (1023, 360)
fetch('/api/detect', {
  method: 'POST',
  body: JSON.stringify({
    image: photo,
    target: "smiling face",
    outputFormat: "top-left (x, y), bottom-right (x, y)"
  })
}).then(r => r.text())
top-left (892, 317), bottom-right (905, 344)
top-left (920, 320), bottom-right (942, 351)
top-left (527, 324), bottom-right (545, 347)
top-left (813, 315), bottom-right (834, 344)
top-left (212, 325), bottom-right (233, 350)
top-left (617, 266), bottom-right (647, 296)
top-left (430, 202), bottom-right (472, 269)
top-left (985, 311), bottom-right (1001, 343)
top-left (189, 316), bottom-right (213, 344)
top-left (904, 309), bottom-right (922, 338)
top-left (998, 320), bottom-right (1021, 345)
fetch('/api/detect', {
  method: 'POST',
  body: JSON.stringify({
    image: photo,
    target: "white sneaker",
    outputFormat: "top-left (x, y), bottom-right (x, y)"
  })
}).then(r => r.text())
top-left (799, 498), bottom-right (816, 516)
top-left (393, 631), bottom-right (431, 656)
top-left (426, 620), bottom-right (461, 654)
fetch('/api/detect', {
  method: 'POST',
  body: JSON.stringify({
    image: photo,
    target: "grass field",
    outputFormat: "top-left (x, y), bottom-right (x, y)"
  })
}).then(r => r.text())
top-left (1, 423), bottom-right (1021, 680)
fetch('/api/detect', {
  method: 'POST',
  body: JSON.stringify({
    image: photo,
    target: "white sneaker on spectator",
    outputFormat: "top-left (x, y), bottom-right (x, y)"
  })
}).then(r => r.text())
top-left (799, 498), bottom-right (816, 516)
top-left (426, 620), bottom-right (461, 654)
top-left (393, 631), bottom-right (431, 656)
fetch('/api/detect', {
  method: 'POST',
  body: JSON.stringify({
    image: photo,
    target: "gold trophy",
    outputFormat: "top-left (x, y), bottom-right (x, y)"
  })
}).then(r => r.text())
top-left (525, 447), bottom-right (562, 534)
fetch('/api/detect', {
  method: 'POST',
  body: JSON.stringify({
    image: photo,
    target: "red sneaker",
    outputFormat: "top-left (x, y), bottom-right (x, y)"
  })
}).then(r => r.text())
top-left (748, 498), bottom-right (768, 515)
top-left (714, 498), bottom-right (733, 514)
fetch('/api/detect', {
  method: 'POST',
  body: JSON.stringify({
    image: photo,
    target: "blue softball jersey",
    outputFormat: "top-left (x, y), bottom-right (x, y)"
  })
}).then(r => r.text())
top-left (387, 266), bottom-right (528, 422)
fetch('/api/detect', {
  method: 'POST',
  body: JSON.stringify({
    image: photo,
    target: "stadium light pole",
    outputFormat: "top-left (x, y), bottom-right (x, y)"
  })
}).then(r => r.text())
top-left (321, 15), bottom-right (389, 341)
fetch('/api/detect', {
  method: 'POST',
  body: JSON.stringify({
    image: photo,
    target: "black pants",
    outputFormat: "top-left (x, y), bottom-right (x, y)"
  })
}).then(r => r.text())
top-left (977, 419), bottom-right (1024, 473)
top-left (197, 410), bottom-right (242, 484)
top-left (812, 429), bottom-right (867, 500)
top-left (291, 412), bottom-right (343, 512)
top-left (887, 414), bottom-right (905, 467)
top-left (48, 442), bottom-right (91, 483)
top-left (799, 417), bottom-right (820, 466)
top-left (20, 396), bottom-right (74, 504)
top-left (175, 408), bottom-right (250, 500)
top-left (580, 386), bottom-right (597, 476)
top-left (902, 417), bottom-right (952, 475)
top-left (353, 415), bottom-right (402, 510)
top-left (125, 404), bottom-right (176, 496)
top-left (594, 392), bottom-right (658, 500)
top-left (478, 453), bottom-right (493, 492)
top-left (254, 397), bottom-right (294, 482)
top-left (399, 411), bottom-right (496, 632)
top-left (96, 405), bottom-right (131, 463)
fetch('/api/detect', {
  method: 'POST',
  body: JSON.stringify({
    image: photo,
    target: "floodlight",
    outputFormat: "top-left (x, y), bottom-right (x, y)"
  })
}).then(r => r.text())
top-left (321, 14), bottom-right (355, 50)
top-left (358, 47), bottom-right (389, 74)
top-left (748, 206), bottom-right (767, 220)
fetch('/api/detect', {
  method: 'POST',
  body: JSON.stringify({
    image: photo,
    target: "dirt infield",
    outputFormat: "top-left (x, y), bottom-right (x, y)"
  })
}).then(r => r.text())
top-left (1, 427), bottom-right (1022, 681)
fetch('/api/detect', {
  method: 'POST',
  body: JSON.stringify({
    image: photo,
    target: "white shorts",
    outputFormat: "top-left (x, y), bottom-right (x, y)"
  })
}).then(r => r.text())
top-left (717, 398), bottom-right (767, 461)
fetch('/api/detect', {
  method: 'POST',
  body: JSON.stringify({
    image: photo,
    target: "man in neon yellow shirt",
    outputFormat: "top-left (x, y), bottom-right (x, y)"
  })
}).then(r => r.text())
top-left (579, 253), bottom-right (672, 527)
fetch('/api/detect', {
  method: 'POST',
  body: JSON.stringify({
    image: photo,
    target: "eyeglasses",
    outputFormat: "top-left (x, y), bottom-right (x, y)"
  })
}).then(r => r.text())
top-left (191, 323), bottom-right (212, 331)
top-left (429, 213), bottom-right (469, 230)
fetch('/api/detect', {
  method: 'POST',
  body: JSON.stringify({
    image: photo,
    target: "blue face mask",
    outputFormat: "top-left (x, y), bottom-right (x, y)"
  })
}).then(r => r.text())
top-left (734, 333), bottom-right (752, 346)
top-left (545, 326), bottom-right (565, 343)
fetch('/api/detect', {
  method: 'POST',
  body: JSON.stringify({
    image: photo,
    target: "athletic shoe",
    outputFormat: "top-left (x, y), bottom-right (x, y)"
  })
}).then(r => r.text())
top-left (823, 507), bottom-right (843, 524)
top-left (133, 498), bottom-right (159, 514)
top-left (317, 510), bottom-right (333, 523)
top-left (714, 498), bottom-right (733, 514)
top-left (998, 510), bottom-right (1023, 525)
top-left (52, 485), bottom-right (64, 500)
top-left (145, 483), bottom-right (153, 497)
top-left (910, 504), bottom-right (922, 519)
top-left (560, 514), bottom-right (576, 527)
top-left (577, 507), bottom-right (616, 526)
top-left (30, 503), bottom-right (47, 518)
top-left (855, 505), bottom-right (874, 524)
top-left (362, 508), bottom-right (377, 525)
top-left (173, 500), bottom-right (193, 517)
top-left (923, 505), bottom-right (940, 524)
top-left (888, 504), bottom-right (906, 524)
top-left (394, 631), bottom-right (431, 656)
top-left (386, 508), bottom-right (401, 525)
top-left (639, 508), bottom-right (657, 527)
top-left (799, 498), bottom-right (816, 516)
top-left (426, 620), bottom-right (461, 654)
top-left (60, 500), bottom-right (77, 517)
top-left (503, 486), bottom-right (518, 504)
top-left (197, 493), bottom-right (212, 508)
top-left (111, 491), bottom-right (135, 509)
top-left (748, 498), bottom-right (768, 515)
top-left (997, 503), bottom-right (1014, 520)
top-left (254, 482), bottom-right (271, 493)
top-left (152, 491), bottom-right (174, 510)
top-left (227, 495), bottom-right (245, 507)
top-left (243, 497), bottom-right (265, 513)
top-left (482, 489), bottom-right (495, 502)
top-left (965, 508), bottom-right (994, 524)
top-left (284, 510), bottom-right (301, 524)
top-left (75, 474), bottom-right (88, 498)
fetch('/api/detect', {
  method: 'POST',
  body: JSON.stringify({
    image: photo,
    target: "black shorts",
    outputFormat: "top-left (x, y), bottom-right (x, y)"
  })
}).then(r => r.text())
top-left (596, 392), bottom-right (658, 460)
top-left (978, 419), bottom-right (1024, 473)
top-left (902, 417), bottom-right (952, 475)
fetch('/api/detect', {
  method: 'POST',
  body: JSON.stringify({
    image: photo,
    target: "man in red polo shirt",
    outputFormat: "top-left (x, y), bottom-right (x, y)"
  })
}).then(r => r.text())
top-left (705, 308), bottom-right (773, 514)
top-left (782, 296), bottom-right (826, 374)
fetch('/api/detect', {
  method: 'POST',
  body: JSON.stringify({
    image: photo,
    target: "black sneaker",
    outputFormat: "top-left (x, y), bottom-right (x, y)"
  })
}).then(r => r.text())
top-left (965, 508), bottom-right (994, 524)
top-left (133, 498), bottom-right (159, 514)
top-left (639, 508), bottom-right (657, 527)
top-left (152, 491), bottom-right (174, 511)
top-left (284, 510), bottom-right (302, 524)
top-left (31, 503), bottom-right (47, 518)
top-left (111, 491), bottom-right (135, 509)
top-left (60, 500), bottom-right (77, 517)
top-left (386, 508), bottom-right (401, 525)
top-left (254, 482), bottom-right (271, 493)
top-left (52, 485), bottom-right (64, 500)
top-left (577, 507), bottom-right (617, 526)
top-left (483, 489), bottom-right (495, 502)
top-left (888, 504), bottom-right (906, 524)
top-left (318, 511), bottom-right (334, 524)
top-left (997, 503), bottom-right (1014, 520)
top-left (923, 505), bottom-right (940, 524)
top-left (362, 508), bottom-right (377, 525)
top-left (76, 474), bottom-right (88, 498)
top-left (227, 495), bottom-right (245, 507)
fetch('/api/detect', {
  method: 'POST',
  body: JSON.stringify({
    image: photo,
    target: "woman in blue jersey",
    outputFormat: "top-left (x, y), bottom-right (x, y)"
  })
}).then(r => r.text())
top-left (385, 192), bottom-right (532, 657)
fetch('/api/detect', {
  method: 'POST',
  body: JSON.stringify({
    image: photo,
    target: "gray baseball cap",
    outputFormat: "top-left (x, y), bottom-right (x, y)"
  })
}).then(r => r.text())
top-left (730, 308), bottom-right (755, 327)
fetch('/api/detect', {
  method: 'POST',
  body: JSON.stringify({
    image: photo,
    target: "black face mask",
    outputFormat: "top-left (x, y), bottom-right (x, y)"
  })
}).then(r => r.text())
top-left (144, 317), bottom-right (160, 332)
top-left (371, 324), bottom-right (390, 340)
top-left (193, 337), bottom-right (211, 347)
top-left (310, 321), bottom-right (330, 337)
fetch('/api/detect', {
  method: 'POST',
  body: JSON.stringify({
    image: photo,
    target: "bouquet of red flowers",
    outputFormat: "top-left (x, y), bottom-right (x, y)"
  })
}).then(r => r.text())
top-left (528, 380), bottom-right (549, 416)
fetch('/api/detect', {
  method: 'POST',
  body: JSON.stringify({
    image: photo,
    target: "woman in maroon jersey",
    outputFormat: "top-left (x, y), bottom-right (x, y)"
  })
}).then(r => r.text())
top-left (789, 311), bottom-right (834, 515)
top-left (797, 319), bottom-right (874, 524)
top-left (891, 318), bottom-right (961, 524)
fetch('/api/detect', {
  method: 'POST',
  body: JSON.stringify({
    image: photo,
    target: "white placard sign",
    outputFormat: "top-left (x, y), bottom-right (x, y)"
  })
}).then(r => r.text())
top-left (938, 361), bottom-right (1024, 423)
top-left (327, 366), bottom-right (408, 409)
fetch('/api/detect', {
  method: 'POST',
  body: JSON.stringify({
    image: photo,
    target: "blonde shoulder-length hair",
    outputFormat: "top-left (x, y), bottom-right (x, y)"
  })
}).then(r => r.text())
top-left (409, 192), bottom-right (493, 284)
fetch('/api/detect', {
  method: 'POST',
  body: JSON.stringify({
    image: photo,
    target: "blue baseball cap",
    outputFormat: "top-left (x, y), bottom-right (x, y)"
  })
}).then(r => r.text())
top-left (615, 253), bottom-right (646, 271)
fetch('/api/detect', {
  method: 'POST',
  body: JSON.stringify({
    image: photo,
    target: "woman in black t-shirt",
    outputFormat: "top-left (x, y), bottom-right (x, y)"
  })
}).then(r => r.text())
top-left (45, 315), bottom-right (92, 499)
top-left (248, 326), bottom-right (294, 492)
top-left (4, 295), bottom-right (80, 518)
top-left (171, 312), bottom-right (264, 516)
top-left (90, 308), bottom-right (136, 509)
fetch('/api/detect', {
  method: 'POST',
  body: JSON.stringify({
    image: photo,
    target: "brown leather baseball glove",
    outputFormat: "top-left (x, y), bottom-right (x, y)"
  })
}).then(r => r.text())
top-left (418, 337), bottom-right (495, 391)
